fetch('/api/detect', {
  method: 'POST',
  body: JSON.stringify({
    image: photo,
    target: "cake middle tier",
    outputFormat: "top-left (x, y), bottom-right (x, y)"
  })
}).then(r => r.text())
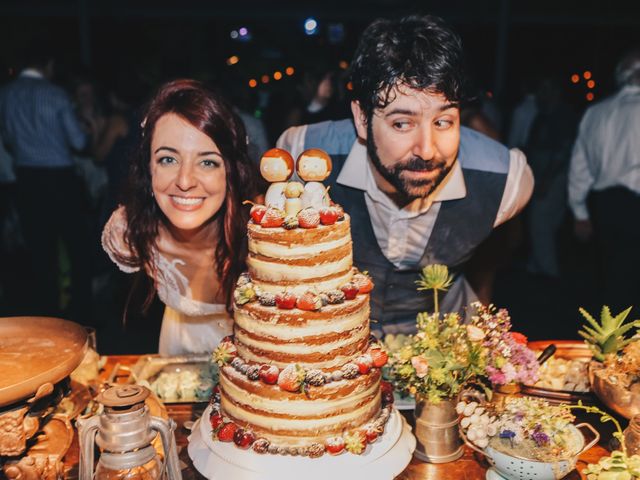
top-left (247, 215), bottom-right (354, 294)
top-left (234, 294), bottom-right (370, 369)
top-left (220, 365), bottom-right (382, 446)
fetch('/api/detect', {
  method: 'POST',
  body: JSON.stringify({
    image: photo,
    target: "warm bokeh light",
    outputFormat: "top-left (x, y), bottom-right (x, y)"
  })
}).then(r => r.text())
top-left (273, 71), bottom-right (283, 80)
top-left (571, 74), bottom-right (580, 83)
top-left (583, 71), bottom-right (592, 80)
top-left (346, 81), bottom-right (353, 91)
top-left (226, 55), bottom-right (239, 66)
top-left (248, 79), bottom-right (257, 88)
top-left (285, 67), bottom-right (295, 76)
top-left (261, 75), bottom-right (270, 84)
top-left (339, 60), bottom-right (349, 70)
top-left (587, 80), bottom-right (596, 88)
top-left (586, 92), bottom-right (594, 101)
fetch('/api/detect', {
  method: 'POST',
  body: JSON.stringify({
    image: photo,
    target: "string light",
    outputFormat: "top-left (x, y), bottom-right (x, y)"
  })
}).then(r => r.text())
top-left (273, 71), bottom-right (283, 80)
top-left (285, 67), bottom-right (295, 76)
top-left (571, 74), bottom-right (580, 83)
top-left (339, 60), bottom-right (349, 70)
top-left (587, 80), bottom-right (595, 88)
top-left (586, 92), bottom-right (594, 101)
top-left (261, 75), bottom-right (270, 84)
top-left (226, 55), bottom-right (239, 66)
top-left (248, 79), bottom-right (257, 88)
top-left (346, 81), bottom-right (353, 91)
top-left (583, 71), bottom-right (592, 80)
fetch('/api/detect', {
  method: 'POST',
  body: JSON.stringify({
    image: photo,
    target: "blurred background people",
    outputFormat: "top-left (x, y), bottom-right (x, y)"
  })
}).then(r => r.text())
top-left (525, 76), bottom-right (578, 278)
top-left (568, 48), bottom-right (640, 312)
top-left (0, 43), bottom-right (93, 324)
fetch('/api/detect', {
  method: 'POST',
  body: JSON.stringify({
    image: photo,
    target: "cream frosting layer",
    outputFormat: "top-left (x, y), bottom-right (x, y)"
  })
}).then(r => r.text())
top-left (234, 340), bottom-right (366, 369)
top-left (235, 323), bottom-right (368, 356)
top-left (234, 301), bottom-right (369, 340)
top-left (248, 254), bottom-right (353, 282)
top-left (248, 235), bottom-right (351, 260)
top-left (250, 269), bottom-right (354, 295)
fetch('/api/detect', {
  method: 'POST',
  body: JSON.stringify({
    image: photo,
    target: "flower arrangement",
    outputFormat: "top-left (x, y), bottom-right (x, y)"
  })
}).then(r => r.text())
top-left (459, 397), bottom-right (581, 462)
top-left (469, 302), bottom-right (540, 386)
top-left (389, 265), bottom-right (487, 404)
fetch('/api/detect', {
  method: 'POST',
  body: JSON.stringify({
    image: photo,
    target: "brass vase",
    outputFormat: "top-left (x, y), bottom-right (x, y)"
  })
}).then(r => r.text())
top-left (413, 395), bottom-right (463, 463)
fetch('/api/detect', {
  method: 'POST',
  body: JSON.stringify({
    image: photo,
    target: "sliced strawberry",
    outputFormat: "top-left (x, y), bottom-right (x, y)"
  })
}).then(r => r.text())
top-left (296, 291), bottom-right (322, 311)
top-left (275, 292), bottom-right (297, 309)
top-left (250, 205), bottom-right (267, 224)
top-left (209, 412), bottom-right (224, 431)
top-left (258, 365), bottom-right (279, 385)
top-left (277, 364), bottom-right (307, 392)
top-left (340, 282), bottom-right (358, 300)
top-left (325, 436), bottom-right (345, 455)
top-left (355, 354), bottom-right (373, 375)
top-left (217, 422), bottom-right (238, 442)
top-left (260, 207), bottom-right (285, 228)
top-left (367, 346), bottom-right (389, 368)
top-left (297, 208), bottom-right (320, 228)
top-left (352, 273), bottom-right (374, 294)
top-left (364, 425), bottom-right (380, 443)
top-left (319, 207), bottom-right (339, 225)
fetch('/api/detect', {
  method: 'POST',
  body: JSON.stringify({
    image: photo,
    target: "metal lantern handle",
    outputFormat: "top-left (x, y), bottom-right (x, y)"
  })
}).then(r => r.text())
top-left (77, 415), bottom-right (101, 480)
top-left (149, 416), bottom-right (182, 480)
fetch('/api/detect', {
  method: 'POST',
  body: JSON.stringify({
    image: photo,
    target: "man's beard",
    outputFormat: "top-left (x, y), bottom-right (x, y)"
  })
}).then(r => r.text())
top-left (366, 124), bottom-right (452, 201)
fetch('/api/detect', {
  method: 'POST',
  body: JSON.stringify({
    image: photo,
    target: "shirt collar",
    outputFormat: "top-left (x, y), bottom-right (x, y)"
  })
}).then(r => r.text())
top-left (336, 138), bottom-right (466, 213)
top-left (19, 68), bottom-right (44, 79)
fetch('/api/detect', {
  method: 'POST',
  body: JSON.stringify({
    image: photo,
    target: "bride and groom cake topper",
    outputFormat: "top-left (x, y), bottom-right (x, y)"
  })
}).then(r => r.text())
top-left (260, 148), bottom-right (333, 216)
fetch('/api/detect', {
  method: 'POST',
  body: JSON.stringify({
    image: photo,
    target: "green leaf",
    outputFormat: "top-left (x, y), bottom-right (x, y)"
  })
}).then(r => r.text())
top-left (601, 305), bottom-right (614, 332)
top-left (611, 306), bottom-right (633, 330)
top-left (579, 307), bottom-right (604, 335)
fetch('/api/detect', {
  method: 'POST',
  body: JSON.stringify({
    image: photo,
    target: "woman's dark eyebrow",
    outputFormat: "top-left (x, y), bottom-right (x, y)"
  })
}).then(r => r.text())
top-left (154, 146), bottom-right (178, 154)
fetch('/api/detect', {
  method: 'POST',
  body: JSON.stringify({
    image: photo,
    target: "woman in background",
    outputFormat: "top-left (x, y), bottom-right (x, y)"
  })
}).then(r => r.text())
top-left (102, 79), bottom-right (257, 355)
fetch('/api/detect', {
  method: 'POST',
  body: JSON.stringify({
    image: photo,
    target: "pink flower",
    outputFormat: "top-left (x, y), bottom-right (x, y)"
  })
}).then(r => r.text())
top-left (411, 356), bottom-right (430, 378)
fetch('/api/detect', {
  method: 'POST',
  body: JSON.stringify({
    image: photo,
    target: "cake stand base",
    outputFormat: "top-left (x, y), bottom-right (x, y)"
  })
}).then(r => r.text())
top-left (188, 405), bottom-right (416, 480)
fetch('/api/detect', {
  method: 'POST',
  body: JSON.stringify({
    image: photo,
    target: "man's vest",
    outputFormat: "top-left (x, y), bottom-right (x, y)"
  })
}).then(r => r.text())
top-left (303, 119), bottom-right (509, 326)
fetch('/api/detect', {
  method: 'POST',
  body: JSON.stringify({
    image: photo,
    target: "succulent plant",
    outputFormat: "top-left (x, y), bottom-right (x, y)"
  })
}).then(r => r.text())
top-left (578, 305), bottom-right (640, 362)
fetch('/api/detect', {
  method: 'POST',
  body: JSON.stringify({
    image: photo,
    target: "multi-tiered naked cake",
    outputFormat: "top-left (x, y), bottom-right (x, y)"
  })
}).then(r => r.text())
top-left (189, 148), bottom-right (414, 479)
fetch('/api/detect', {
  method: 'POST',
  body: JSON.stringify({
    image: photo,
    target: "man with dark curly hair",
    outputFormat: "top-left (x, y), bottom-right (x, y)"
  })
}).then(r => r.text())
top-left (278, 15), bottom-right (533, 334)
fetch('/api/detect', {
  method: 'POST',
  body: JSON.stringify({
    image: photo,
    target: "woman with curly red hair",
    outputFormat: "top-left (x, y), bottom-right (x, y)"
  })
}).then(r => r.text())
top-left (102, 79), bottom-right (258, 355)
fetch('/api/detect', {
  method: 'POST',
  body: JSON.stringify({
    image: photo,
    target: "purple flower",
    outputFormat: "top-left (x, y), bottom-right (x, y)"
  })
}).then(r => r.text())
top-left (531, 430), bottom-right (550, 446)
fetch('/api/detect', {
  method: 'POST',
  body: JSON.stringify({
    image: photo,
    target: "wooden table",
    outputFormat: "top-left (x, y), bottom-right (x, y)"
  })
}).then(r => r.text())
top-left (63, 355), bottom-right (614, 480)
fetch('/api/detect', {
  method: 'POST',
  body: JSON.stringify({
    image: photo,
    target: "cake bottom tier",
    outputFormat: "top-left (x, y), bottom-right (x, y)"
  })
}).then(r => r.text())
top-left (219, 365), bottom-right (382, 446)
top-left (189, 404), bottom-right (416, 480)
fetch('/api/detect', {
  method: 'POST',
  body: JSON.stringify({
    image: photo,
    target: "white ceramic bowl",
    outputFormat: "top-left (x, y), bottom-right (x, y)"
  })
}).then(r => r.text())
top-left (462, 423), bottom-right (599, 480)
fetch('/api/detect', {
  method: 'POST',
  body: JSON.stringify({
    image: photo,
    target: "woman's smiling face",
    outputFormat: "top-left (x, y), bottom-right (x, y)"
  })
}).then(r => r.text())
top-left (150, 113), bottom-right (227, 236)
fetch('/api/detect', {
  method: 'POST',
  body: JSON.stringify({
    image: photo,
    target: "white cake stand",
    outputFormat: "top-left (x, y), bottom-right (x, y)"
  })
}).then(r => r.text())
top-left (188, 405), bottom-right (416, 480)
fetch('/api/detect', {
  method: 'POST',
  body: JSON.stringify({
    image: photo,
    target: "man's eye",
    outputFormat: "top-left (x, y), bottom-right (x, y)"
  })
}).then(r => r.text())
top-left (158, 156), bottom-right (176, 165)
top-left (201, 159), bottom-right (221, 168)
top-left (392, 121), bottom-right (412, 130)
top-left (435, 119), bottom-right (453, 129)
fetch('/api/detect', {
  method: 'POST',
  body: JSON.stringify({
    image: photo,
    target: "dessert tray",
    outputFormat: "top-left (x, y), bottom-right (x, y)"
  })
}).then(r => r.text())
top-left (125, 354), bottom-right (217, 403)
top-left (188, 405), bottom-right (416, 480)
